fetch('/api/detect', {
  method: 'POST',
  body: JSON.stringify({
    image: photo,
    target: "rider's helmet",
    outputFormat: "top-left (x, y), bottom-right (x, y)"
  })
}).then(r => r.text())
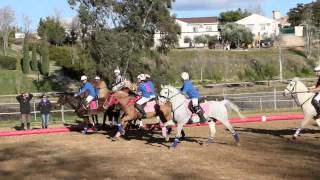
top-left (314, 66), bottom-right (320, 76)
top-left (80, 75), bottom-right (87, 81)
top-left (114, 69), bottom-right (121, 76)
top-left (137, 74), bottom-right (146, 82)
top-left (145, 74), bottom-right (151, 79)
top-left (94, 76), bottom-right (100, 80)
top-left (181, 72), bottom-right (189, 80)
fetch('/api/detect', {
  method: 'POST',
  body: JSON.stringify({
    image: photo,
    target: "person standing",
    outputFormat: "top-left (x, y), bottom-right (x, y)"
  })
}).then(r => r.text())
top-left (37, 94), bottom-right (52, 129)
top-left (16, 92), bottom-right (33, 130)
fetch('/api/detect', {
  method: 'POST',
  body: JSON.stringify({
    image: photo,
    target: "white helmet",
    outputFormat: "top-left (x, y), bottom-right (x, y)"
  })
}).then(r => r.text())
top-left (137, 74), bottom-right (146, 81)
top-left (181, 72), bottom-right (189, 80)
top-left (314, 66), bottom-right (320, 72)
top-left (114, 69), bottom-right (121, 75)
top-left (80, 75), bottom-right (87, 81)
top-left (94, 76), bottom-right (100, 80)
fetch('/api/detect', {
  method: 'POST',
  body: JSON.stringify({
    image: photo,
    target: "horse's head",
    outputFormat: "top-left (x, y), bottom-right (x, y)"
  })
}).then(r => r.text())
top-left (56, 94), bottom-right (67, 108)
top-left (103, 92), bottom-right (118, 109)
top-left (56, 93), bottom-right (81, 109)
top-left (160, 85), bottom-right (180, 100)
top-left (284, 78), bottom-right (299, 96)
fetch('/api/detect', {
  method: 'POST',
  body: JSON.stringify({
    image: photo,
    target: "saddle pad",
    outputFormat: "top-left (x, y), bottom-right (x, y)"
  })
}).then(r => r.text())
top-left (144, 101), bottom-right (156, 113)
top-left (89, 100), bottom-right (98, 110)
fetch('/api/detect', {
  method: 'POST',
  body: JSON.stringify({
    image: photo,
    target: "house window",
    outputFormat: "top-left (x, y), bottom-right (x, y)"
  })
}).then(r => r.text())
top-left (247, 24), bottom-right (255, 31)
top-left (206, 26), bottom-right (212, 32)
top-left (260, 24), bottom-right (266, 31)
top-left (193, 26), bottom-right (198, 32)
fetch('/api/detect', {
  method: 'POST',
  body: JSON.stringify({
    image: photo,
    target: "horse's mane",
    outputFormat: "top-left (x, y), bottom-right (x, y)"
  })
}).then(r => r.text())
top-left (162, 85), bottom-right (179, 93)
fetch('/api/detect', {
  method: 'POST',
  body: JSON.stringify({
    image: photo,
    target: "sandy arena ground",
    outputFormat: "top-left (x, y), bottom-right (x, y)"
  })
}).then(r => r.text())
top-left (0, 120), bottom-right (319, 180)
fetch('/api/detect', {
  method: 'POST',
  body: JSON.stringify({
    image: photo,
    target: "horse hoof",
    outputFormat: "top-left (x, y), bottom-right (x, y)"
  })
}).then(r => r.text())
top-left (111, 137), bottom-right (118, 141)
top-left (292, 136), bottom-right (297, 141)
top-left (235, 142), bottom-right (241, 146)
top-left (169, 146), bottom-right (176, 150)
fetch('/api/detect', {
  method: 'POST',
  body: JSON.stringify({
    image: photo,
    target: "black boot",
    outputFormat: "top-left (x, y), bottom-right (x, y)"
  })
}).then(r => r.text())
top-left (20, 123), bottom-right (25, 130)
top-left (27, 122), bottom-right (31, 130)
top-left (194, 106), bottom-right (207, 124)
top-left (135, 104), bottom-right (146, 119)
top-left (311, 99), bottom-right (320, 119)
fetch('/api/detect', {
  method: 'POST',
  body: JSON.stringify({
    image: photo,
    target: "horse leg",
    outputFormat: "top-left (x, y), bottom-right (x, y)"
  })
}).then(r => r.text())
top-left (83, 117), bottom-right (89, 135)
top-left (219, 116), bottom-right (240, 146)
top-left (204, 119), bottom-right (216, 146)
top-left (171, 123), bottom-right (183, 149)
top-left (293, 115), bottom-right (312, 140)
top-left (111, 116), bottom-right (129, 141)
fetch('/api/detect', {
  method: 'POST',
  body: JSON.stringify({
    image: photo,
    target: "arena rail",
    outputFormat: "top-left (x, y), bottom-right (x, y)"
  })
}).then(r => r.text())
top-left (0, 114), bottom-right (304, 137)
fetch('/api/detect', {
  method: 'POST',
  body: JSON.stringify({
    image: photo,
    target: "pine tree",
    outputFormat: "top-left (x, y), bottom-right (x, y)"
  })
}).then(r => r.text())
top-left (40, 35), bottom-right (49, 76)
top-left (22, 34), bottom-right (30, 74)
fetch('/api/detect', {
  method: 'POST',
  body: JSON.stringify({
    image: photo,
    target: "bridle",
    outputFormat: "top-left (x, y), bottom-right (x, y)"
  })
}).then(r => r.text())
top-left (285, 81), bottom-right (313, 108)
top-left (160, 88), bottom-right (187, 112)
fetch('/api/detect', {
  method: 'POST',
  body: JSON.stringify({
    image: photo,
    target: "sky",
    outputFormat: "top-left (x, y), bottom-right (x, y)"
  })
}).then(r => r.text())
top-left (0, 0), bottom-right (314, 31)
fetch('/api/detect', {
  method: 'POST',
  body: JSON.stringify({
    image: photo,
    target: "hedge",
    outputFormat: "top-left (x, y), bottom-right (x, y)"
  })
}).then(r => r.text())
top-left (0, 55), bottom-right (17, 70)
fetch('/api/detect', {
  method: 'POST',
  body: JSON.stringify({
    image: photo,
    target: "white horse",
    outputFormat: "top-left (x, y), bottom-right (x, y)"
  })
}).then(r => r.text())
top-left (159, 85), bottom-right (244, 149)
top-left (284, 78), bottom-right (320, 139)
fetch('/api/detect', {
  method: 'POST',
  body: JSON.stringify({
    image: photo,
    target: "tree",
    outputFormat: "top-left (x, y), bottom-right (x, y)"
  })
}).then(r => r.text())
top-left (40, 35), bottom-right (50, 76)
top-left (194, 35), bottom-right (207, 47)
top-left (30, 45), bottom-right (38, 71)
top-left (37, 17), bottom-right (66, 45)
top-left (287, 3), bottom-right (306, 26)
top-left (22, 34), bottom-right (30, 74)
top-left (68, 0), bottom-right (180, 83)
top-left (219, 8), bottom-right (251, 24)
top-left (221, 23), bottom-right (253, 48)
top-left (0, 6), bottom-right (15, 56)
top-left (184, 36), bottom-right (192, 47)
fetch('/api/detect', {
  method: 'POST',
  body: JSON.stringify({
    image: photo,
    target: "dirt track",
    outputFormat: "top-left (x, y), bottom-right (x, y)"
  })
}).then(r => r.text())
top-left (0, 120), bottom-right (319, 180)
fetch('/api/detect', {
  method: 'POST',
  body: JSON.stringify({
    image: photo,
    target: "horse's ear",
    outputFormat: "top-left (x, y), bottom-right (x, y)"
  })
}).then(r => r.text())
top-left (161, 84), bottom-right (164, 89)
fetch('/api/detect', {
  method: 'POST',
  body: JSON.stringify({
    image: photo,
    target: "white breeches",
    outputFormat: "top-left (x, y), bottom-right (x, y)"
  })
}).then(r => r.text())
top-left (86, 95), bottom-right (94, 103)
top-left (315, 93), bottom-right (320, 101)
top-left (136, 95), bottom-right (155, 105)
top-left (192, 98), bottom-right (198, 107)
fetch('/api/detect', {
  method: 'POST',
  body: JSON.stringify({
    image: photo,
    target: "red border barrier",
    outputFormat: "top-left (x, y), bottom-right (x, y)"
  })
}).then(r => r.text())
top-left (0, 114), bottom-right (304, 137)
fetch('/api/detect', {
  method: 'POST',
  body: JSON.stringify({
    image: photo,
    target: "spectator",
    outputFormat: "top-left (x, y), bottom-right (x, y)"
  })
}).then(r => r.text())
top-left (37, 94), bottom-right (52, 129)
top-left (16, 92), bottom-right (33, 130)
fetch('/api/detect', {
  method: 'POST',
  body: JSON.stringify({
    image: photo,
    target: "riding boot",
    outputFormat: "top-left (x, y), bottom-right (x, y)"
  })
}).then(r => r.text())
top-left (135, 104), bottom-right (146, 119)
top-left (27, 122), bottom-right (31, 130)
top-left (194, 106), bottom-right (207, 124)
top-left (311, 99), bottom-right (320, 119)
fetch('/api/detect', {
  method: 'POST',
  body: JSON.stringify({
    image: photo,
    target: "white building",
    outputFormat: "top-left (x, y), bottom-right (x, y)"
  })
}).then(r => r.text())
top-left (236, 14), bottom-right (280, 39)
top-left (154, 17), bottom-right (220, 48)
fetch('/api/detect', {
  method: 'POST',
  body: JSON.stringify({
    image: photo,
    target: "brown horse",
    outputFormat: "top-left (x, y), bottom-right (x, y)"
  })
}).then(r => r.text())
top-left (56, 92), bottom-right (106, 134)
top-left (103, 90), bottom-right (172, 141)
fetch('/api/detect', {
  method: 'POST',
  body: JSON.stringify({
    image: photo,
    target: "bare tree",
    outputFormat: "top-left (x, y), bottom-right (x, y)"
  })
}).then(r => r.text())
top-left (0, 6), bottom-right (15, 56)
top-left (303, 8), bottom-right (315, 59)
top-left (22, 14), bottom-right (32, 34)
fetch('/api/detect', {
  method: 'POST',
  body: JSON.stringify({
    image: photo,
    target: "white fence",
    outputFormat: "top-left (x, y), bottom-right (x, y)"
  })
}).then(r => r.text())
top-left (0, 89), bottom-right (299, 121)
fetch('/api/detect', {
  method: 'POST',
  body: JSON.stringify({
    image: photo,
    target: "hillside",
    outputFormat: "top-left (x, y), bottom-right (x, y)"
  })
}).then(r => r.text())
top-left (166, 47), bottom-right (313, 83)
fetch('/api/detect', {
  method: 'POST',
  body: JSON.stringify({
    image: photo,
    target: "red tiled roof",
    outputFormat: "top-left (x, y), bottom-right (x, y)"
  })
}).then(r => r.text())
top-left (177, 17), bottom-right (218, 24)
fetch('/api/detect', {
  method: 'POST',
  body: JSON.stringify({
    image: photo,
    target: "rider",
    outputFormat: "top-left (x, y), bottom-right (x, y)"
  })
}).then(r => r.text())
top-left (180, 72), bottom-right (206, 124)
top-left (112, 68), bottom-right (125, 91)
top-left (309, 65), bottom-right (320, 119)
top-left (135, 74), bottom-right (156, 119)
top-left (75, 75), bottom-right (96, 108)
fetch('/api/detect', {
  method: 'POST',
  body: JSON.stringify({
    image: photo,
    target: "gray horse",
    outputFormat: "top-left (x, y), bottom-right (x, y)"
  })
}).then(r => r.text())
top-left (160, 85), bottom-right (244, 149)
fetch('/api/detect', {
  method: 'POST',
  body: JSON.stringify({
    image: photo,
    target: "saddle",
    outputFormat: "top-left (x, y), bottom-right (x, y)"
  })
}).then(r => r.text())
top-left (188, 97), bottom-right (206, 113)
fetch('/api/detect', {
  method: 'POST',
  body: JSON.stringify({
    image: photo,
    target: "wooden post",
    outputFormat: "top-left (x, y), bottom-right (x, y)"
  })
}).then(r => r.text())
top-left (259, 98), bottom-right (263, 111)
top-left (274, 89), bottom-right (277, 110)
top-left (33, 101), bottom-right (37, 121)
top-left (61, 105), bottom-right (65, 123)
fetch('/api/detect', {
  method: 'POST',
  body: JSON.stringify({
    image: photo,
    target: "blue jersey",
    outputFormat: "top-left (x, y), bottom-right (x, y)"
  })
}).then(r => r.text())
top-left (181, 80), bottom-right (199, 98)
top-left (138, 81), bottom-right (156, 98)
top-left (78, 82), bottom-right (96, 97)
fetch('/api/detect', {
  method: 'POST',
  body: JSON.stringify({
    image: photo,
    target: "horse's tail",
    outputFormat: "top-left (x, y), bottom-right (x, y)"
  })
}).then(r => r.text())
top-left (222, 99), bottom-right (245, 119)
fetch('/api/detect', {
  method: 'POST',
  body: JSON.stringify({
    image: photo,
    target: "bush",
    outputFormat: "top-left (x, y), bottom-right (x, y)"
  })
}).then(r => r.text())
top-left (0, 55), bottom-right (17, 70)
